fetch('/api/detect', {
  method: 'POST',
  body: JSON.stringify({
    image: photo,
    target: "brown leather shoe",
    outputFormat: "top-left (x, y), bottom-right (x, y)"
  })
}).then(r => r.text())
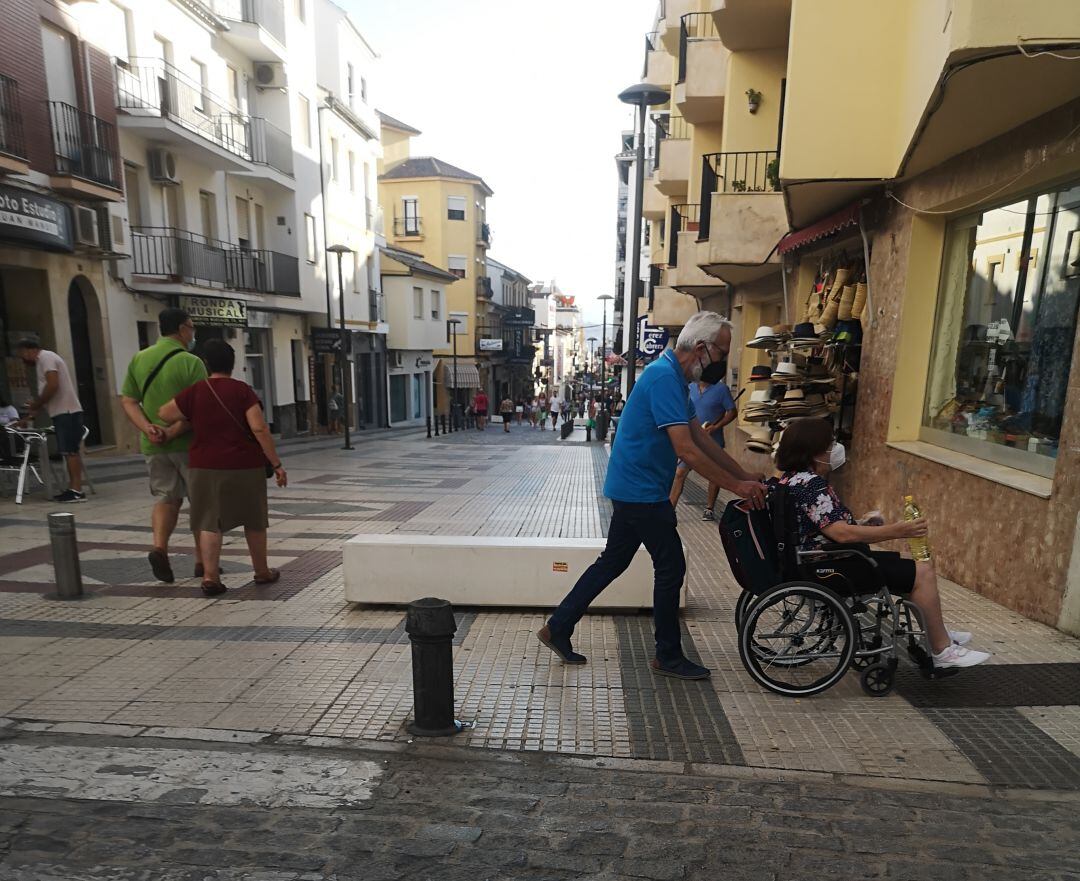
top-left (254, 569), bottom-right (281, 585)
top-left (537, 625), bottom-right (587, 665)
top-left (200, 581), bottom-right (227, 597)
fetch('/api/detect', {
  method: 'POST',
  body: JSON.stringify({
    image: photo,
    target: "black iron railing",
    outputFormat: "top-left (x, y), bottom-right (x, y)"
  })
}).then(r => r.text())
top-left (678, 13), bottom-right (720, 84)
top-left (369, 289), bottom-right (382, 323)
top-left (130, 226), bottom-right (299, 295)
top-left (667, 204), bottom-right (700, 267)
top-left (48, 102), bottom-right (121, 189)
top-left (213, 0), bottom-right (286, 44)
top-left (0, 75), bottom-right (26, 160)
top-left (393, 216), bottom-right (422, 237)
top-left (642, 30), bottom-right (661, 77)
top-left (477, 276), bottom-right (494, 299)
top-left (116, 59), bottom-right (250, 159)
top-left (249, 116), bottom-right (292, 175)
top-left (698, 150), bottom-right (780, 240)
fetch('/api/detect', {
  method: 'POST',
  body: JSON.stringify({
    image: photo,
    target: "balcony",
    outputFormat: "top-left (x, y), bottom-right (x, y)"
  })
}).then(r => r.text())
top-left (655, 113), bottom-right (691, 197)
top-left (642, 31), bottom-right (671, 89)
top-left (129, 226), bottom-right (300, 296)
top-left (47, 102), bottom-right (122, 200)
top-left (698, 151), bottom-right (785, 285)
top-left (711, 0), bottom-right (792, 51)
top-left (477, 221), bottom-right (491, 249)
top-left (667, 204), bottom-right (726, 294)
top-left (649, 286), bottom-right (699, 329)
top-left (211, 0), bottom-right (287, 62)
top-left (477, 276), bottom-right (494, 299)
top-left (0, 75), bottom-right (29, 175)
top-left (643, 175), bottom-right (667, 220)
top-left (392, 216), bottom-right (422, 239)
top-left (675, 14), bottom-right (728, 125)
top-left (115, 60), bottom-right (286, 174)
top-left (659, 0), bottom-right (698, 54)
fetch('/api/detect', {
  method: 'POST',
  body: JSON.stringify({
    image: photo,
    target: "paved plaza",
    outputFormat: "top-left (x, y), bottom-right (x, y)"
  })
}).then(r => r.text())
top-left (1, 427), bottom-right (1080, 878)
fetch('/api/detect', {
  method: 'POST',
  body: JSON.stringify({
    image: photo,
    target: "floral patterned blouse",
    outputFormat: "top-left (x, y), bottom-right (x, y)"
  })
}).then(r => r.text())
top-left (772, 470), bottom-right (856, 550)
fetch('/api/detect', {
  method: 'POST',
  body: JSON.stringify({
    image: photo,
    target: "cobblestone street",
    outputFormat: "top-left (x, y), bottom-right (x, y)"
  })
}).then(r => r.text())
top-left (1, 428), bottom-right (1079, 879)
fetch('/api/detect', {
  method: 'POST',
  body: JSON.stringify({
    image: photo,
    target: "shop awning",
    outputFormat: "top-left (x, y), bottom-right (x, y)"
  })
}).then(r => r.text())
top-left (436, 359), bottom-right (481, 388)
top-left (777, 201), bottom-right (861, 255)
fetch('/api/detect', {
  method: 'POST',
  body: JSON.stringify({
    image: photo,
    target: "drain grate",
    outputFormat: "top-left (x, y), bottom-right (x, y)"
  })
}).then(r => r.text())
top-left (896, 662), bottom-right (1080, 708)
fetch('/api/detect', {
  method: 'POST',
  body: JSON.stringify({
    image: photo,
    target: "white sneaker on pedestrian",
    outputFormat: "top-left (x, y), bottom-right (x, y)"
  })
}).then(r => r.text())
top-left (933, 643), bottom-right (990, 669)
top-left (948, 629), bottom-right (972, 646)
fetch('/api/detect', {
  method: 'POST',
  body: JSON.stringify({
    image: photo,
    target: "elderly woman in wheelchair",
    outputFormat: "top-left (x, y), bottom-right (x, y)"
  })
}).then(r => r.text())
top-left (727, 417), bottom-right (989, 698)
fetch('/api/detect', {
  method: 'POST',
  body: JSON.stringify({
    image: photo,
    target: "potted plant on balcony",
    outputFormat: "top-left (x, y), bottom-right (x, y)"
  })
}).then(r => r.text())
top-left (765, 158), bottom-right (780, 192)
top-left (745, 88), bottom-right (762, 114)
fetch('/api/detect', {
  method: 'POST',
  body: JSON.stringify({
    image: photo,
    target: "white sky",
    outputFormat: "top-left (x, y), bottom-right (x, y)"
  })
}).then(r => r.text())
top-left (340, 0), bottom-right (657, 331)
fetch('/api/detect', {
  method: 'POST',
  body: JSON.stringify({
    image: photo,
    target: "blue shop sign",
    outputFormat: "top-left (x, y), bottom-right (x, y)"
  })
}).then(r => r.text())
top-left (0, 185), bottom-right (73, 252)
top-left (637, 316), bottom-right (669, 361)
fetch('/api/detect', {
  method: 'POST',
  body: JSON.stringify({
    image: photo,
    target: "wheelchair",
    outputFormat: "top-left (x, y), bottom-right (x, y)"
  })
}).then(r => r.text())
top-left (722, 491), bottom-right (958, 698)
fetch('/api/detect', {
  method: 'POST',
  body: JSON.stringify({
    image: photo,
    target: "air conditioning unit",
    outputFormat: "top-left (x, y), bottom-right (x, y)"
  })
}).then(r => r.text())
top-left (254, 62), bottom-right (286, 90)
top-left (148, 148), bottom-right (179, 184)
top-left (74, 206), bottom-right (101, 250)
top-left (389, 351), bottom-right (403, 368)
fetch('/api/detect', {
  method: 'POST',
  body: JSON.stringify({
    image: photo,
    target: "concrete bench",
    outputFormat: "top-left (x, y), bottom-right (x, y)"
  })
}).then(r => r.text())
top-left (343, 534), bottom-right (687, 610)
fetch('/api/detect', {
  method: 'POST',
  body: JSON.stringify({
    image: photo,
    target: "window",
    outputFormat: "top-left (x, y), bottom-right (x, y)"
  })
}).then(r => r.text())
top-left (346, 63), bottom-right (355, 108)
top-left (413, 286), bottom-right (424, 320)
top-left (361, 76), bottom-right (368, 102)
top-left (449, 311), bottom-right (468, 336)
top-left (390, 374), bottom-right (408, 423)
top-left (447, 195), bottom-right (466, 221)
top-left (304, 213), bottom-right (317, 263)
top-left (192, 59), bottom-right (209, 113)
top-left (235, 196), bottom-right (250, 247)
top-left (226, 66), bottom-right (241, 110)
top-left (348, 151), bottom-right (356, 192)
top-left (199, 191), bottom-right (216, 239)
top-left (922, 180), bottom-right (1080, 478)
top-left (431, 289), bottom-right (441, 320)
top-left (353, 252), bottom-right (361, 292)
top-left (448, 255), bottom-right (467, 279)
top-left (330, 137), bottom-right (339, 180)
top-left (124, 164), bottom-right (143, 226)
top-left (412, 373), bottom-right (423, 419)
top-left (297, 94), bottom-right (311, 148)
top-left (402, 197), bottom-right (419, 235)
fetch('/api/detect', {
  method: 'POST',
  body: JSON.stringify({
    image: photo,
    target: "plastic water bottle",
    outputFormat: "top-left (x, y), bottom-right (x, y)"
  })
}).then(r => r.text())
top-left (902, 495), bottom-right (932, 562)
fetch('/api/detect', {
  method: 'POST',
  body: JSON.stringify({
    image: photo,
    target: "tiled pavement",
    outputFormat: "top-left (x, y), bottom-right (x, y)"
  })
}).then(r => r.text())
top-left (1, 427), bottom-right (1079, 791)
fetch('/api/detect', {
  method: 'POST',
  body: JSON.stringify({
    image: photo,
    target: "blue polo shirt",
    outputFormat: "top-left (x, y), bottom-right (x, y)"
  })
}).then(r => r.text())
top-left (604, 350), bottom-right (694, 503)
top-left (689, 381), bottom-right (735, 448)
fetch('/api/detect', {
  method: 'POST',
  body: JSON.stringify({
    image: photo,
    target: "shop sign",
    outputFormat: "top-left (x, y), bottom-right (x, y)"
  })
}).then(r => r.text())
top-left (246, 309), bottom-right (273, 329)
top-left (180, 296), bottom-right (247, 327)
top-left (0, 184), bottom-right (73, 252)
top-left (415, 356), bottom-right (432, 368)
top-left (479, 338), bottom-right (503, 352)
top-left (311, 327), bottom-right (347, 355)
top-left (503, 307), bottom-right (535, 327)
top-left (638, 315), bottom-right (669, 361)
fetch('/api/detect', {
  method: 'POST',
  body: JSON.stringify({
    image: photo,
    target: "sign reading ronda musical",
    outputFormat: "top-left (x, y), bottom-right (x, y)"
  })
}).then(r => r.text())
top-left (0, 185), bottom-right (73, 252)
top-left (179, 296), bottom-right (247, 327)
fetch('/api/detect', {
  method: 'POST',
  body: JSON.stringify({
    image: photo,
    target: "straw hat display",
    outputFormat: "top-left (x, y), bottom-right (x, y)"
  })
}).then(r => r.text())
top-left (744, 389), bottom-right (777, 423)
top-left (747, 325), bottom-right (779, 349)
top-left (779, 388), bottom-right (810, 417)
top-left (852, 282), bottom-right (868, 320)
top-left (748, 364), bottom-right (773, 383)
top-left (745, 425), bottom-right (774, 454)
top-left (771, 361), bottom-right (803, 383)
top-left (837, 285), bottom-right (857, 321)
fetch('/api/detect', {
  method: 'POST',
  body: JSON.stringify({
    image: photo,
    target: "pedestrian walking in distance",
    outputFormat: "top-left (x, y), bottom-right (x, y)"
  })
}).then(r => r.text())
top-left (158, 340), bottom-right (286, 597)
top-left (538, 312), bottom-right (767, 680)
top-left (473, 389), bottom-right (489, 431)
top-left (500, 396), bottom-right (514, 432)
top-left (120, 308), bottom-right (209, 582)
top-left (16, 339), bottom-right (86, 503)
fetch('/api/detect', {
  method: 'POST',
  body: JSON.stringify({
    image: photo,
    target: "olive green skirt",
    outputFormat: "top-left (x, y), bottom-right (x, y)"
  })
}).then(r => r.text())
top-left (188, 467), bottom-right (269, 533)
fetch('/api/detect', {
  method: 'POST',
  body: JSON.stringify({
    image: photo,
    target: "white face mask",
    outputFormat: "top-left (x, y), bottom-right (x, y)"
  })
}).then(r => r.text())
top-left (817, 442), bottom-right (846, 471)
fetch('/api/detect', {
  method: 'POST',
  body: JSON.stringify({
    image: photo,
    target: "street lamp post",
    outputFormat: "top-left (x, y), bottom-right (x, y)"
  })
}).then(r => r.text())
top-left (598, 294), bottom-right (613, 414)
top-left (587, 336), bottom-right (597, 377)
top-left (327, 244), bottom-right (355, 451)
top-left (446, 318), bottom-right (461, 430)
top-left (618, 82), bottom-right (669, 399)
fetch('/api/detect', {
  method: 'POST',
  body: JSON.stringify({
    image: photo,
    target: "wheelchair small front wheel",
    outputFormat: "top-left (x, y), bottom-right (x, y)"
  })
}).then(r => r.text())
top-left (860, 663), bottom-right (895, 697)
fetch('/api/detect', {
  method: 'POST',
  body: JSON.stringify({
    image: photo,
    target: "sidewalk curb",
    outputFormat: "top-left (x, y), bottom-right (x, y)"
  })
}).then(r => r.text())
top-left (4, 716), bottom-right (1077, 805)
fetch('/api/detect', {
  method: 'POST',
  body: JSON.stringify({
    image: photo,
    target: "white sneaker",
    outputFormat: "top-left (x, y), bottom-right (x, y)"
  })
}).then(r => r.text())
top-left (933, 643), bottom-right (990, 669)
top-left (948, 629), bottom-right (972, 646)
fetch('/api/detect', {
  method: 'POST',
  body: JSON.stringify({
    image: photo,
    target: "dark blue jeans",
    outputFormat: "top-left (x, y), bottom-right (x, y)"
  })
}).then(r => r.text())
top-left (548, 500), bottom-right (687, 663)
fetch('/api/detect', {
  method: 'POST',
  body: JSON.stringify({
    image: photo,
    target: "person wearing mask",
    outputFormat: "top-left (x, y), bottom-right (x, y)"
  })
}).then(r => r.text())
top-left (158, 339), bottom-right (286, 597)
top-left (669, 376), bottom-right (738, 521)
top-left (16, 339), bottom-right (85, 503)
top-left (538, 312), bottom-right (767, 680)
top-left (120, 308), bottom-right (208, 583)
top-left (771, 417), bottom-right (989, 669)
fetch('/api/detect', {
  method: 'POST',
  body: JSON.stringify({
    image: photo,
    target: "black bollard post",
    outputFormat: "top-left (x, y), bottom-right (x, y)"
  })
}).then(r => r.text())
top-left (426, 416), bottom-right (432, 439)
top-left (48, 512), bottom-right (85, 600)
top-left (406, 597), bottom-right (461, 737)
top-left (585, 424), bottom-right (592, 442)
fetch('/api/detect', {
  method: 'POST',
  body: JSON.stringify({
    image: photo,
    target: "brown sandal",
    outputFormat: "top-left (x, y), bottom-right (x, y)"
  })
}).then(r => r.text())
top-left (201, 581), bottom-right (227, 597)
top-left (254, 569), bottom-right (281, 585)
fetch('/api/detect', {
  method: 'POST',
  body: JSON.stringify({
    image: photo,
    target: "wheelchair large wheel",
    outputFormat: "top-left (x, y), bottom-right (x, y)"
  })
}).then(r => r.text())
top-left (734, 589), bottom-right (756, 629)
top-left (739, 581), bottom-right (857, 697)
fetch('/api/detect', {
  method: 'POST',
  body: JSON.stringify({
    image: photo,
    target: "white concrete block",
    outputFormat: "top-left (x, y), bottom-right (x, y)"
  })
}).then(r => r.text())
top-left (343, 535), bottom-right (687, 610)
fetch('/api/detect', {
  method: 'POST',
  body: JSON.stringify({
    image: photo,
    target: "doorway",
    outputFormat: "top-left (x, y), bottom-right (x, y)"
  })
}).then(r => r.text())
top-left (67, 281), bottom-right (101, 445)
top-left (291, 338), bottom-right (308, 432)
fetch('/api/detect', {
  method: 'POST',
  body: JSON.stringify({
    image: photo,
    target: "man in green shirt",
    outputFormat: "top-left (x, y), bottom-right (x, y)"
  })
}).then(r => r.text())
top-left (120, 307), bottom-right (208, 583)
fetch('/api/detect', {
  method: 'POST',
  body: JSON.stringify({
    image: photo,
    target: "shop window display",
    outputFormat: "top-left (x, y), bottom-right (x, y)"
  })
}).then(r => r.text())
top-left (922, 181), bottom-right (1080, 477)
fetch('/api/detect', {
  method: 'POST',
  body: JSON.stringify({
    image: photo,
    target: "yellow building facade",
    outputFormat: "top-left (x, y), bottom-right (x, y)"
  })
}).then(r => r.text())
top-left (628, 0), bottom-right (1080, 632)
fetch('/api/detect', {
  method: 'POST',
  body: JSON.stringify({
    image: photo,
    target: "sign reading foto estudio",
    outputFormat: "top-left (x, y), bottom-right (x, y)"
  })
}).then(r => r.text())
top-left (180, 296), bottom-right (247, 327)
top-left (0, 185), bottom-right (73, 252)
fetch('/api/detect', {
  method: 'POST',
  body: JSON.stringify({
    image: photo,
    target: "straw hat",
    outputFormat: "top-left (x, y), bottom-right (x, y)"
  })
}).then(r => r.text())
top-left (745, 425), bottom-right (774, 454)
top-left (852, 282), bottom-right (868, 320)
top-left (748, 365), bottom-right (773, 382)
top-left (747, 325), bottom-right (778, 349)
top-left (837, 285), bottom-right (856, 321)
top-left (829, 267), bottom-right (851, 298)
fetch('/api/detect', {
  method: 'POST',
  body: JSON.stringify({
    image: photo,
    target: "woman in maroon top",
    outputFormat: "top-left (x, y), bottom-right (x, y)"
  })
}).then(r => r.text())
top-left (158, 339), bottom-right (287, 596)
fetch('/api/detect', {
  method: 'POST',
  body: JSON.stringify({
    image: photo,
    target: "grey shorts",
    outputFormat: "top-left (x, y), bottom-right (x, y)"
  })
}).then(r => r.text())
top-left (146, 452), bottom-right (190, 501)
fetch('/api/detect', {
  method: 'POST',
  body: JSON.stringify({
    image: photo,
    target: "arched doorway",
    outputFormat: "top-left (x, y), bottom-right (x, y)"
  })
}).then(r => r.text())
top-left (67, 279), bottom-right (101, 445)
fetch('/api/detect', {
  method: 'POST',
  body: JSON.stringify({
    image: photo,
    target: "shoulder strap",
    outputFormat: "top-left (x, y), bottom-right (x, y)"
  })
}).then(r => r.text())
top-left (141, 348), bottom-right (184, 400)
top-left (204, 379), bottom-right (257, 443)
top-left (770, 484), bottom-right (792, 574)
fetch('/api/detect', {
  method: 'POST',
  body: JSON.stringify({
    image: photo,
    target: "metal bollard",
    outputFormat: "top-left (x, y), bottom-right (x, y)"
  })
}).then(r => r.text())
top-left (48, 512), bottom-right (85, 600)
top-left (426, 416), bottom-right (432, 439)
top-left (406, 597), bottom-right (462, 737)
top-left (585, 425), bottom-right (592, 442)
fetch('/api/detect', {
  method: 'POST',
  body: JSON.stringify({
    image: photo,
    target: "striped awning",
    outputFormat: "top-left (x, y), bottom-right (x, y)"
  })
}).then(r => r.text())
top-left (436, 359), bottom-right (481, 388)
top-left (777, 201), bottom-right (861, 255)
